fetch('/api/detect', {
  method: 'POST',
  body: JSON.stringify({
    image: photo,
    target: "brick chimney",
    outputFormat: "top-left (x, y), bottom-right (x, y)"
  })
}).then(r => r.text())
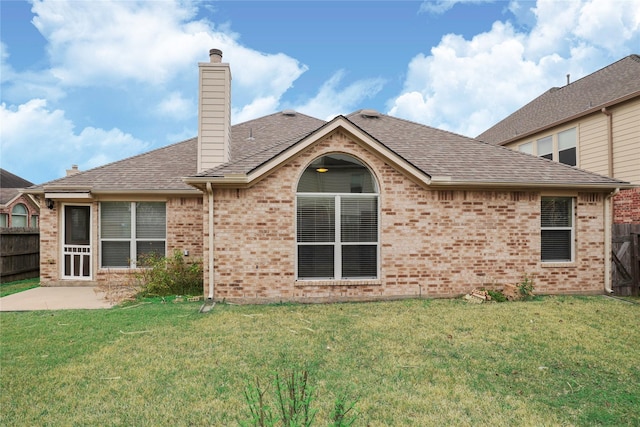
top-left (198, 48), bottom-right (231, 172)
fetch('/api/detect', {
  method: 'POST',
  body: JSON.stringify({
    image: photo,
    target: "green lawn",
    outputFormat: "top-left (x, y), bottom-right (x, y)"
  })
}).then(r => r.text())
top-left (0, 278), bottom-right (39, 297)
top-left (1, 296), bottom-right (638, 426)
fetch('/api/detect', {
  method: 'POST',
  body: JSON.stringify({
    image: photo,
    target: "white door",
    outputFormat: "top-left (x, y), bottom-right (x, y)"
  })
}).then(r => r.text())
top-left (62, 205), bottom-right (92, 279)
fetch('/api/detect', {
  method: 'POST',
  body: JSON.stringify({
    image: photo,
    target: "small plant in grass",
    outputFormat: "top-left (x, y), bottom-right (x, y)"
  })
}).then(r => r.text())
top-left (518, 274), bottom-right (535, 300)
top-left (241, 370), bottom-right (358, 427)
top-left (330, 394), bottom-right (358, 427)
top-left (133, 250), bottom-right (203, 297)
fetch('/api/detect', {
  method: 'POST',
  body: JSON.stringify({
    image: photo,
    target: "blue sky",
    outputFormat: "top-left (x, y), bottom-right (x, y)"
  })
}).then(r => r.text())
top-left (1, 0), bottom-right (639, 184)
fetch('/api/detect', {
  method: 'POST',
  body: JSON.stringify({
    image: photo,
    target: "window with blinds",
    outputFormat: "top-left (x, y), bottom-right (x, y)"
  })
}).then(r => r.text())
top-left (100, 202), bottom-right (166, 268)
top-left (296, 154), bottom-right (378, 280)
top-left (541, 197), bottom-right (573, 262)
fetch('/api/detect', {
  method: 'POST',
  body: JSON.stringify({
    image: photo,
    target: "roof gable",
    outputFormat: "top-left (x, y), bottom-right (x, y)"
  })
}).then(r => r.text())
top-left (477, 54), bottom-right (640, 145)
top-left (187, 110), bottom-right (628, 189)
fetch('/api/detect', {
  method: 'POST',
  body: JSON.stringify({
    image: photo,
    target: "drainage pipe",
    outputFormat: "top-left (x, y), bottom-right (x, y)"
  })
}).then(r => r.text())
top-left (206, 182), bottom-right (215, 300)
top-left (604, 188), bottom-right (620, 294)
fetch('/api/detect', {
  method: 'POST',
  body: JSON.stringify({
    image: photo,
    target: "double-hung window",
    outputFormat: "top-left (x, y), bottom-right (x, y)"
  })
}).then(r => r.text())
top-left (541, 197), bottom-right (574, 262)
top-left (296, 154), bottom-right (379, 280)
top-left (518, 127), bottom-right (577, 166)
top-left (100, 202), bottom-right (166, 268)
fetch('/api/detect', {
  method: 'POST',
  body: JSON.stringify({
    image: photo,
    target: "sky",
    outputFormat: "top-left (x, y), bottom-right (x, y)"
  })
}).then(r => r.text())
top-left (1, 0), bottom-right (639, 185)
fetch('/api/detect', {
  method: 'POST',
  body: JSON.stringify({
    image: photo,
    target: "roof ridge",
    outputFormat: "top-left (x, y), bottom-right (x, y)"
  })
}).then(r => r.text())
top-left (346, 110), bottom-right (479, 142)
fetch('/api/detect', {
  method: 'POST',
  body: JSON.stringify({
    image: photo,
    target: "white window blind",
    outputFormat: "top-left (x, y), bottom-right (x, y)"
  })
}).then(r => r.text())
top-left (296, 154), bottom-right (378, 280)
top-left (541, 197), bottom-right (573, 262)
top-left (100, 202), bottom-right (166, 268)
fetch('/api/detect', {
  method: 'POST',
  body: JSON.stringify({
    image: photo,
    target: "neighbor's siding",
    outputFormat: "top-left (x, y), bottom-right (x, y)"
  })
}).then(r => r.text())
top-left (206, 130), bottom-right (608, 303)
top-left (503, 97), bottom-right (640, 225)
top-left (610, 99), bottom-right (640, 185)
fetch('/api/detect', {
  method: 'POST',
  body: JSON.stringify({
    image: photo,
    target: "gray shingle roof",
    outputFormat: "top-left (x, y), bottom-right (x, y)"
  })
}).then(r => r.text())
top-left (30, 138), bottom-right (199, 193)
top-left (29, 107), bottom-right (627, 194)
top-left (201, 110), bottom-right (627, 187)
top-left (1, 169), bottom-right (34, 189)
top-left (1, 169), bottom-right (35, 204)
top-left (477, 54), bottom-right (640, 145)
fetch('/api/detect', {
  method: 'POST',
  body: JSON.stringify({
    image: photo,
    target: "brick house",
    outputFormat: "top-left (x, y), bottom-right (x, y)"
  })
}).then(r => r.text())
top-left (25, 49), bottom-right (632, 303)
top-left (0, 169), bottom-right (39, 228)
top-left (477, 54), bottom-right (640, 224)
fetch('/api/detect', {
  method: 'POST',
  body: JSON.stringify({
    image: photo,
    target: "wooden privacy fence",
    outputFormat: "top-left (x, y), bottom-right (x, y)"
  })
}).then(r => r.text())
top-left (611, 224), bottom-right (640, 296)
top-left (0, 228), bottom-right (40, 283)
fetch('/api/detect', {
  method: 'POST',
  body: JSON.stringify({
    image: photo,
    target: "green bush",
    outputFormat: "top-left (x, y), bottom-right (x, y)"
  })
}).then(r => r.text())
top-left (487, 289), bottom-right (507, 302)
top-left (518, 274), bottom-right (535, 300)
top-left (134, 250), bottom-right (203, 297)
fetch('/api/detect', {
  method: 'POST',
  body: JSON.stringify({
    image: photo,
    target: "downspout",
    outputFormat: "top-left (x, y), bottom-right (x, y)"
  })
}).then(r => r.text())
top-left (604, 188), bottom-right (620, 294)
top-left (601, 107), bottom-right (613, 177)
top-left (206, 182), bottom-right (215, 301)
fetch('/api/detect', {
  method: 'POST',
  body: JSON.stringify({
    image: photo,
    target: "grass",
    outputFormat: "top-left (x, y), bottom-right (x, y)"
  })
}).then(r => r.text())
top-left (1, 296), bottom-right (638, 426)
top-left (0, 278), bottom-right (39, 297)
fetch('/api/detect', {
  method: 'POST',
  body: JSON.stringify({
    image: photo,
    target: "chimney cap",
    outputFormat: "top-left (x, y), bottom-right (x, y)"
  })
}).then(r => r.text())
top-left (209, 49), bottom-right (223, 63)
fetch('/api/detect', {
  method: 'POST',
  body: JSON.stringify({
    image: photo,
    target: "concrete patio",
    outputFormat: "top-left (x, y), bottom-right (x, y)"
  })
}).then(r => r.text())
top-left (0, 287), bottom-right (114, 311)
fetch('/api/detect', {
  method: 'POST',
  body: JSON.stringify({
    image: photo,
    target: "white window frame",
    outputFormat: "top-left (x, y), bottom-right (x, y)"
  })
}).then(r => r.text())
top-left (99, 202), bottom-right (167, 268)
top-left (296, 193), bottom-right (380, 280)
top-left (11, 203), bottom-right (28, 227)
top-left (295, 154), bottom-right (380, 281)
top-left (540, 197), bottom-right (575, 263)
top-left (518, 126), bottom-right (578, 167)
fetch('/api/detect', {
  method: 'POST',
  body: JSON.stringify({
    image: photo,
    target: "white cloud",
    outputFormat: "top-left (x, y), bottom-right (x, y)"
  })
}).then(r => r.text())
top-left (156, 91), bottom-right (194, 121)
top-left (295, 70), bottom-right (386, 121)
top-left (0, 99), bottom-right (148, 183)
top-left (389, 0), bottom-right (640, 136)
top-left (419, 0), bottom-right (497, 15)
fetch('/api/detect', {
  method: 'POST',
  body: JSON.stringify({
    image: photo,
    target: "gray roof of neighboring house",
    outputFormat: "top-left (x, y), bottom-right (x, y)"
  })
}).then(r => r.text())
top-left (28, 108), bottom-right (627, 194)
top-left (1, 169), bottom-right (35, 205)
top-left (477, 54), bottom-right (640, 146)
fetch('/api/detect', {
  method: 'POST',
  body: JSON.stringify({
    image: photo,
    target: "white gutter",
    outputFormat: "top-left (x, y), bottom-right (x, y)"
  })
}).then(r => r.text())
top-left (604, 188), bottom-right (620, 293)
top-left (206, 182), bottom-right (215, 301)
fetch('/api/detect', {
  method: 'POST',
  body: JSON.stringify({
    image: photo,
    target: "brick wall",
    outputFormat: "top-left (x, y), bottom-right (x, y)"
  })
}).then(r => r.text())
top-left (207, 130), bottom-right (609, 303)
top-left (39, 196), bottom-right (203, 287)
top-left (613, 188), bottom-right (640, 224)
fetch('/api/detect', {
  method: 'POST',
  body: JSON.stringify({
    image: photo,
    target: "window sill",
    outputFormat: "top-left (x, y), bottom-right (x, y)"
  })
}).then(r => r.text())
top-left (295, 279), bottom-right (382, 287)
top-left (540, 262), bottom-right (576, 268)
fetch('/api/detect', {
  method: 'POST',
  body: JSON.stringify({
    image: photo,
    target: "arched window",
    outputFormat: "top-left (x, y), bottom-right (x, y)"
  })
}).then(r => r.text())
top-left (11, 204), bottom-right (28, 228)
top-left (296, 154), bottom-right (379, 280)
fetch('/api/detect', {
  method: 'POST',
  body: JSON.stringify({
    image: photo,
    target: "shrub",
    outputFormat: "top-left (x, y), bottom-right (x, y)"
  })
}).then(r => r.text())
top-left (134, 250), bottom-right (203, 297)
top-left (487, 289), bottom-right (507, 302)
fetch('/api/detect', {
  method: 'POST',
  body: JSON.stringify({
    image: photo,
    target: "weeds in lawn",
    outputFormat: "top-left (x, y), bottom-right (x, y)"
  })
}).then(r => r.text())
top-left (241, 370), bottom-right (358, 427)
top-left (518, 274), bottom-right (535, 300)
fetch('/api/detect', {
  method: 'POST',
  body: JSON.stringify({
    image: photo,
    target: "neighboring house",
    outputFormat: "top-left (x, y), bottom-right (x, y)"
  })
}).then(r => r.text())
top-left (0, 169), bottom-right (39, 228)
top-left (25, 49), bottom-right (632, 302)
top-left (477, 54), bottom-right (640, 224)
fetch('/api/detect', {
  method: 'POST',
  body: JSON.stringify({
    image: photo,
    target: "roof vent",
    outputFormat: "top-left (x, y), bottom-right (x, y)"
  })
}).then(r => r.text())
top-left (360, 109), bottom-right (381, 118)
top-left (282, 109), bottom-right (297, 116)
